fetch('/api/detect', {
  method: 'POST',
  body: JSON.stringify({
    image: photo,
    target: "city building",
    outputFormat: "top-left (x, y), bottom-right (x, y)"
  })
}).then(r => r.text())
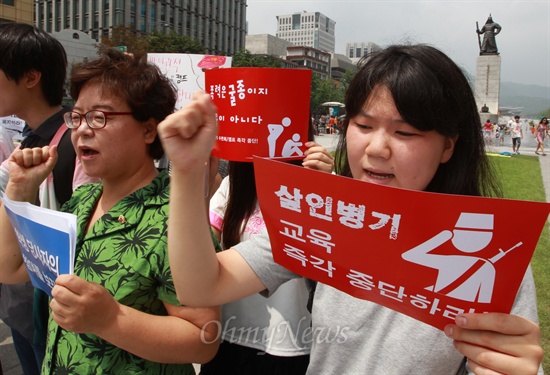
top-left (31, 0), bottom-right (247, 55)
top-left (0, 0), bottom-right (32, 24)
top-left (346, 41), bottom-right (382, 64)
top-left (51, 29), bottom-right (99, 104)
top-left (246, 33), bottom-right (293, 57)
top-left (331, 53), bottom-right (357, 81)
top-left (275, 10), bottom-right (335, 53)
top-left (286, 45), bottom-right (331, 79)
top-left (244, 34), bottom-right (298, 68)
top-left (52, 29), bottom-right (98, 66)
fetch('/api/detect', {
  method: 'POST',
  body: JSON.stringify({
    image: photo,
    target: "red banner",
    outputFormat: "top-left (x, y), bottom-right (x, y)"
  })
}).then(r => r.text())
top-left (206, 68), bottom-right (312, 162)
top-left (253, 157), bottom-right (550, 330)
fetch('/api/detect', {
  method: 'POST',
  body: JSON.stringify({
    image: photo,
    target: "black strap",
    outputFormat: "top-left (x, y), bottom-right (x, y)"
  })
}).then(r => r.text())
top-left (51, 129), bottom-right (76, 206)
top-left (306, 279), bottom-right (317, 313)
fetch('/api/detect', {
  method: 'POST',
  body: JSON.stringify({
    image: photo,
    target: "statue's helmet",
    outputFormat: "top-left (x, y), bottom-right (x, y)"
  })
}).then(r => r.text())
top-left (486, 15), bottom-right (493, 24)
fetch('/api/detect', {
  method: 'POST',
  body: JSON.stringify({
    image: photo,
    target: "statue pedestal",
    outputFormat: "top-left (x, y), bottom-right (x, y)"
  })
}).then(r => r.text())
top-left (475, 55), bottom-right (501, 124)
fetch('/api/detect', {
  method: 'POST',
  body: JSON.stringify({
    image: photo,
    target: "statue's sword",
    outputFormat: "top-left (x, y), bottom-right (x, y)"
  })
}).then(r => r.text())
top-left (476, 21), bottom-right (482, 51)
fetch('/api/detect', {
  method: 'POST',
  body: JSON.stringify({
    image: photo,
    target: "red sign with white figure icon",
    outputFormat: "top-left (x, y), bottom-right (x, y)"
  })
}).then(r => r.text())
top-left (253, 157), bottom-right (550, 331)
top-left (206, 68), bottom-right (312, 162)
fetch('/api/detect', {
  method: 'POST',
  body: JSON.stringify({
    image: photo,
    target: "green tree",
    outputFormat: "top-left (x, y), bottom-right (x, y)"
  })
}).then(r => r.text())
top-left (538, 107), bottom-right (550, 118)
top-left (231, 49), bottom-right (282, 67)
top-left (145, 31), bottom-right (205, 54)
top-left (98, 26), bottom-right (205, 58)
top-left (310, 74), bottom-right (344, 116)
top-left (98, 25), bottom-right (149, 57)
top-left (338, 69), bottom-right (356, 100)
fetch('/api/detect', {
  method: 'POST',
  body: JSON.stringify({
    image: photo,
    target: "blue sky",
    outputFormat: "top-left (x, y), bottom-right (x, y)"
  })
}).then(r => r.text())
top-left (246, 0), bottom-right (550, 87)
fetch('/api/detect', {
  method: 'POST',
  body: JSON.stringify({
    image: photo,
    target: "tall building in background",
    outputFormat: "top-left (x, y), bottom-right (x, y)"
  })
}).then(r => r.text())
top-left (276, 10), bottom-right (335, 53)
top-left (31, 0), bottom-right (246, 55)
top-left (346, 41), bottom-right (381, 64)
top-left (0, 0), bottom-right (33, 24)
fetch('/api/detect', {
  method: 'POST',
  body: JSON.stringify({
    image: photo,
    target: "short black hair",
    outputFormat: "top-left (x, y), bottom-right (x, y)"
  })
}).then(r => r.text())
top-left (69, 49), bottom-right (177, 160)
top-left (0, 23), bottom-right (67, 106)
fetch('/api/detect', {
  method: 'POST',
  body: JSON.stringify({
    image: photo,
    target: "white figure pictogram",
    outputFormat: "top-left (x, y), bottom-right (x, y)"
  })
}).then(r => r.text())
top-left (268, 117), bottom-right (302, 158)
top-left (282, 133), bottom-right (304, 158)
top-left (402, 212), bottom-right (522, 303)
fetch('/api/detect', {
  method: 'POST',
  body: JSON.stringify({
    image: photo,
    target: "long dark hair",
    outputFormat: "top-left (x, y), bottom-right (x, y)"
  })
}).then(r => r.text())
top-left (335, 44), bottom-right (501, 197)
top-left (221, 119), bottom-right (317, 249)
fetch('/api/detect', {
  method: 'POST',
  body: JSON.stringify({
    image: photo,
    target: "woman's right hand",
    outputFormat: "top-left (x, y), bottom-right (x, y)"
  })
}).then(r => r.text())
top-left (303, 141), bottom-right (334, 173)
top-left (5, 145), bottom-right (57, 202)
top-left (158, 91), bottom-right (218, 174)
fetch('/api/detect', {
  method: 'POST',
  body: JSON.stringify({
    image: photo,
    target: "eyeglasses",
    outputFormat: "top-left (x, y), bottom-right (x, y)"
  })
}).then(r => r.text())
top-left (64, 110), bottom-right (134, 129)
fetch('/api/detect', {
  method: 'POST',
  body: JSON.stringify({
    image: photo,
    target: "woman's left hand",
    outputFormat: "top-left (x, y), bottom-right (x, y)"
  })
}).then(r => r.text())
top-left (444, 312), bottom-right (543, 375)
top-left (50, 274), bottom-right (120, 335)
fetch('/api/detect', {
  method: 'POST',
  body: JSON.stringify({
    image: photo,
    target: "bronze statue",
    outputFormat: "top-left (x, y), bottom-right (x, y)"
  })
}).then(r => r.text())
top-left (476, 15), bottom-right (502, 55)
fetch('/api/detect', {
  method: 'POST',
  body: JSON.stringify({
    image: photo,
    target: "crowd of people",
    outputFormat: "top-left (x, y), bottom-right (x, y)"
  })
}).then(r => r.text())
top-left (481, 115), bottom-right (549, 155)
top-left (0, 22), bottom-right (547, 375)
top-left (313, 114), bottom-right (342, 135)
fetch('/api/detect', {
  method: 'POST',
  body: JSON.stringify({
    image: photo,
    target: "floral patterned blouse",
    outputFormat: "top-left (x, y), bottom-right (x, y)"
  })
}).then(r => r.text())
top-left (41, 171), bottom-right (195, 374)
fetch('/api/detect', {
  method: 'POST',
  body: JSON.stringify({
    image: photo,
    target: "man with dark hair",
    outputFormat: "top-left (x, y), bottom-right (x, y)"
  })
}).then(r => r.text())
top-left (0, 22), bottom-right (96, 374)
top-left (509, 115), bottom-right (523, 155)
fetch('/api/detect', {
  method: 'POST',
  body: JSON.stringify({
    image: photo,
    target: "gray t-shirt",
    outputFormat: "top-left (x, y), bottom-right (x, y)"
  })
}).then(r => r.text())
top-left (234, 229), bottom-right (542, 374)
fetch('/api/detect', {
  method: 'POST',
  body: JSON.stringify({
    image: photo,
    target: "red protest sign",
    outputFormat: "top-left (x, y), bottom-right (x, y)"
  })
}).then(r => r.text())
top-left (253, 157), bottom-right (550, 331)
top-left (205, 68), bottom-right (312, 162)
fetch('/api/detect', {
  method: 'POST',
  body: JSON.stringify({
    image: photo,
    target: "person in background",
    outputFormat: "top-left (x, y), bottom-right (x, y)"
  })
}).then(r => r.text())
top-left (203, 125), bottom-right (333, 374)
top-left (318, 114), bottom-right (327, 135)
top-left (509, 115), bottom-right (523, 155)
top-left (0, 22), bottom-right (97, 375)
top-left (328, 115), bottom-right (335, 134)
top-left (159, 44), bottom-right (543, 374)
top-left (497, 121), bottom-right (506, 146)
top-left (0, 49), bottom-right (220, 373)
top-left (534, 117), bottom-right (548, 156)
top-left (483, 119), bottom-right (493, 146)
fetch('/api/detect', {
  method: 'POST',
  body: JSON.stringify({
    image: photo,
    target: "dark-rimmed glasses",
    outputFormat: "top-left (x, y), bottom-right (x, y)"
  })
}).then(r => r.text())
top-left (64, 110), bottom-right (134, 129)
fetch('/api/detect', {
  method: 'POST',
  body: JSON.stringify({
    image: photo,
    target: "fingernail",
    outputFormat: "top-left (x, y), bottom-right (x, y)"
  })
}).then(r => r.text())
top-left (456, 316), bottom-right (467, 326)
top-left (444, 325), bottom-right (453, 337)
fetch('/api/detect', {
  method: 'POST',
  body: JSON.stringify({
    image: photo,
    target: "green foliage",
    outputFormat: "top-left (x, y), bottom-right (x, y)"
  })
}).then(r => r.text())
top-left (97, 26), bottom-right (205, 58)
top-left (490, 154), bottom-right (546, 201)
top-left (337, 69), bottom-right (356, 99)
top-left (533, 221), bottom-right (550, 375)
top-left (98, 25), bottom-right (149, 58)
top-left (231, 49), bottom-right (282, 68)
top-left (146, 31), bottom-right (205, 54)
top-left (489, 154), bottom-right (549, 373)
top-left (310, 74), bottom-right (344, 116)
top-left (539, 106), bottom-right (550, 118)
